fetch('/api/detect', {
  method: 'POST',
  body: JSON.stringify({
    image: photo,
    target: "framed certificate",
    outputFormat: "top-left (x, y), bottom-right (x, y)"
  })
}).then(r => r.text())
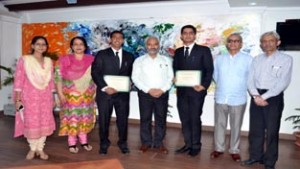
top-left (175, 70), bottom-right (201, 87)
top-left (104, 75), bottom-right (130, 92)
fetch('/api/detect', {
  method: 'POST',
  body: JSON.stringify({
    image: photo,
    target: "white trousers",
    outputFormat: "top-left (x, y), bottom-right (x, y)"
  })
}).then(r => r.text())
top-left (213, 103), bottom-right (246, 154)
top-left (27, 136), bottom-right (47, 151)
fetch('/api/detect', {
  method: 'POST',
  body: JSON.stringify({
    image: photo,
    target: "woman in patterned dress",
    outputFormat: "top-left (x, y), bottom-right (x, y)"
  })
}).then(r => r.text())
top-left (55, 36), bottom-right (96, 153)
top-left (14, 36), bottom-right (56, 160)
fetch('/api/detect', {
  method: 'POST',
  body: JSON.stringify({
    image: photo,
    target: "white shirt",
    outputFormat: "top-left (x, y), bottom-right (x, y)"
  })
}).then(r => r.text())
top-left (184, 43), bottom-right (195, 56)
top-left (132, 54), bottom-right (174, 93)
top-left (111, 47), bottom-right (122, 68)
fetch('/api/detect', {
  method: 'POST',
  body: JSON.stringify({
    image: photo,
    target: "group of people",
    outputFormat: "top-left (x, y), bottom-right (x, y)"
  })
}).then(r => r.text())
top-left (13, 24), bottom-right (292, 169)
top-left (210, 30), bottom-right (292, 169)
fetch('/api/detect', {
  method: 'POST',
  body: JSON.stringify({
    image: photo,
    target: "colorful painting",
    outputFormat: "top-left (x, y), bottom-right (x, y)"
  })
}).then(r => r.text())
top-left (22, 14), bottom-right (261, 93)
top-left (23, 14), bottom-right (261, 57)
top-left (22, 22), bottom-right (77, 56)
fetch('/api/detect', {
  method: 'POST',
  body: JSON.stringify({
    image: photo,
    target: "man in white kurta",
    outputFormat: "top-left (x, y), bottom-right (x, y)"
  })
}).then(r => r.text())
top-left (132, 36), bottom-right (174, 154)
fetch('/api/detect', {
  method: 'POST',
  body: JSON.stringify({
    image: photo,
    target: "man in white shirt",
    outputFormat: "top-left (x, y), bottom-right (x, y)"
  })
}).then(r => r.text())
top-left (132, 36), bottom-right (174, 154)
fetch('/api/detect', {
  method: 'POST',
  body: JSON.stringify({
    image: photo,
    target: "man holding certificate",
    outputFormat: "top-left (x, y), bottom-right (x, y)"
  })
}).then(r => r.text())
top-left (173, 25), bottom-right (214, 157)
top-left (132, 36), bottom-right (173, 154)
top-left (91, 30), bottom-right (134, 155)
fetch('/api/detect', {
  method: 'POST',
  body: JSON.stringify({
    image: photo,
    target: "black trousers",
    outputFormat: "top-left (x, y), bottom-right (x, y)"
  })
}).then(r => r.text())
top-left (96, 94), bottom-right (129, 149)
top-left (177, 94), bottom-right (206, 150)
top-left (249, 89), bottom-right (284, 168)
top-left (138, 91), bottom-right (169, 147)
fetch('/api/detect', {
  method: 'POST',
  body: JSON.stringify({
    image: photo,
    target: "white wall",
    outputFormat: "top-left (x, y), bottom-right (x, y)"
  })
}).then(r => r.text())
top-left (0, 15), bottom-right (21, 109)
top-left (0, 1), bottom-right (299, 134)
top-left (260, 8), bottom-right (300, 133)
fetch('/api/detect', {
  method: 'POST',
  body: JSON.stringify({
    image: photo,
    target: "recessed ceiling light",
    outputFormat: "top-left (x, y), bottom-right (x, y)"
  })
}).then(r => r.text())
top-left (248, 2), bottom-right (257, 6)
top-left (66, 0), bottom-right (77, 4)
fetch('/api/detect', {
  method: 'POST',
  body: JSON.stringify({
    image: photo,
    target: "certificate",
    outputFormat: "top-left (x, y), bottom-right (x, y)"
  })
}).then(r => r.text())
top-left (175, 70), bottom-right (201, 87)
top-left (104, 75), bottom-right (130, 92)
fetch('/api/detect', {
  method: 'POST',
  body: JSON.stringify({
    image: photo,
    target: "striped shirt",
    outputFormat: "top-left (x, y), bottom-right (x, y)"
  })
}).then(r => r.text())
top-left (247, 50), bottom-right (293, 100)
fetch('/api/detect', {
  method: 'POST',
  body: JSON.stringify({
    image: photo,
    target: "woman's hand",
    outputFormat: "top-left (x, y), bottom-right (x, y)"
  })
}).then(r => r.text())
top-left (58, 93), bottom-right (66, 106)
top-left (15, 100), bottom-right (23, 111)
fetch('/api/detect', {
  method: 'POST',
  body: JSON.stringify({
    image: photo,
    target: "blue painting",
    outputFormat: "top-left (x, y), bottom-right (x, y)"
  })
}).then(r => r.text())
top-left (62, 14), bottom-right (261, 60)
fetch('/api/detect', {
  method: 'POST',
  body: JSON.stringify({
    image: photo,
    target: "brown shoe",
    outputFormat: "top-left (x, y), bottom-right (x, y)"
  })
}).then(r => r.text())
top-left (230, 153), bottom-right (241, 162)
top-left (210, 151), bottom-right (224, 159)
top-left (158, 146), bottom-right (169, 154)
top-left (139, 145), bottom-right (150, 153)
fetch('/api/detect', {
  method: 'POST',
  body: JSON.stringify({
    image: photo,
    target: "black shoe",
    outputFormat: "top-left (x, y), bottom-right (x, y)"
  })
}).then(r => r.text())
top-left (120, 147), bottom-right (130, 154)
top-left (99, 148), bottom-right (108, 155)
top-left (241, 159), bottom-right (264, 166)
top-left (175, 145), bottom-right (191, 154)
top-left (188, 149), bottom-right (200, 157)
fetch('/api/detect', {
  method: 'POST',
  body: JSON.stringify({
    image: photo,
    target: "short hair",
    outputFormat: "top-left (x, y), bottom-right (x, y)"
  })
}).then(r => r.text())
top-left (70, 36), bottom-right (89, 53)
top-left (110, 30), bottom-right (124, 39)
top-left (181, 25), bottom-right (196, 34)
top-left (260, 31), bottom-right (280, 41)
top-left (145, 36), bottom-right (159, 45)
top-left (227, 33), bottom-right (243, 43)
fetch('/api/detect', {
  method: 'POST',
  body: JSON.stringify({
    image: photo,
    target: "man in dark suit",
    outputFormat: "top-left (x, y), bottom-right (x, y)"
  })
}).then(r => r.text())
top-left (173, 25), bottom-right (214, 157)
top-left (91, 30), bottom-right (134, 155)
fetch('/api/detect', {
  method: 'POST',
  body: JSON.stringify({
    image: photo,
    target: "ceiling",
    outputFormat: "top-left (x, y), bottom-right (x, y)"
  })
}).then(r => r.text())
top-left (0, 0), bottom-right (300, 12)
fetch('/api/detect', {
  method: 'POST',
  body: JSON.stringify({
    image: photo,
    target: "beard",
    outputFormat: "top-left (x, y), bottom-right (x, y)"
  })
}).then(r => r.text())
top-left (147, 48), bottom-right (159, 55)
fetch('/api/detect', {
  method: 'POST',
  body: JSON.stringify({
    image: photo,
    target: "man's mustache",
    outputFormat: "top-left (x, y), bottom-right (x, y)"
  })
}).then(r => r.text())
top-left (148, 48), bottom-right (159, 52)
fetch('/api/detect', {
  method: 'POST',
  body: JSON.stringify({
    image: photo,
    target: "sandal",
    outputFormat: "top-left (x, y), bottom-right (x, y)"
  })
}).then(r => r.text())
top-left (36, 150), bottom-right (49, 160)
top-left (69, 145), bottom-right (79, 154)
top-left (81, 144), bottom-right (93, 151)
top-left (26, 150), bottom-right (35, 160)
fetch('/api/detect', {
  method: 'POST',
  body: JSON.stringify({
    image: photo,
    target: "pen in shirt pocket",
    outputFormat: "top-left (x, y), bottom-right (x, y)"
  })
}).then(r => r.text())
top-left (272, 65), bottom-right (281, 69)
top-left (160, 64), bottom-right (168, 68)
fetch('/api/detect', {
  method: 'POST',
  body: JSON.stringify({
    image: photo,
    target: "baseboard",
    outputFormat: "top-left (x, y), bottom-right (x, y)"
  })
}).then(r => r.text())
top-left (122, 118), bottom-right (295, 141)
top-left (2, 114), bottom-right (293, 140)
top-left (3, 104), bottom-right (15, 116)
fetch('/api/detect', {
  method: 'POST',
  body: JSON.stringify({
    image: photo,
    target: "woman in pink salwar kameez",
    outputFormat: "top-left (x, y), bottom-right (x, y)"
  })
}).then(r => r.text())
top-left (14, 36), bottom-right (56, 160)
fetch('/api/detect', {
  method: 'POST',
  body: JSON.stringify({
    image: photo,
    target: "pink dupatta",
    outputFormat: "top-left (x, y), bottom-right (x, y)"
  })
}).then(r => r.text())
top-left (59, 54), bottom-right (94, 80)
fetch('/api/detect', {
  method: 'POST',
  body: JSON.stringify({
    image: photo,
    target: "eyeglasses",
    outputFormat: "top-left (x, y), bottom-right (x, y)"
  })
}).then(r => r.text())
top-left (227, 39), bottom-right (241, 43)
top-left (35, 43), bottom-right (47, 47)
top-left (72, 43), bottom-right (84, 46)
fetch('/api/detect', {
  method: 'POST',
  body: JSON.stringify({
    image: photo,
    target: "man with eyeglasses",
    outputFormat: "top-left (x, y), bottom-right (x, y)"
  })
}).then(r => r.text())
top-left (211, 33), bottom-right (252, 162)
top-left (242, 31), bottom-right (293, 169)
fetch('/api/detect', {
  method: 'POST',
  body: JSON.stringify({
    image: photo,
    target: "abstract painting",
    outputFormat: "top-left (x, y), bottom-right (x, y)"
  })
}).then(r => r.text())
top-left (23, 14), bottom-right (261, 57)
top-left (22, 14), bottom-right (261, 92)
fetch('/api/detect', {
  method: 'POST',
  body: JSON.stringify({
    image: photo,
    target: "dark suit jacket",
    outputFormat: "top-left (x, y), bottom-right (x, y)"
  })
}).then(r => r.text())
top-left (91, 47), bottom-right (134, 99)
top-left (173, 44), bottom-right (214, 97)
